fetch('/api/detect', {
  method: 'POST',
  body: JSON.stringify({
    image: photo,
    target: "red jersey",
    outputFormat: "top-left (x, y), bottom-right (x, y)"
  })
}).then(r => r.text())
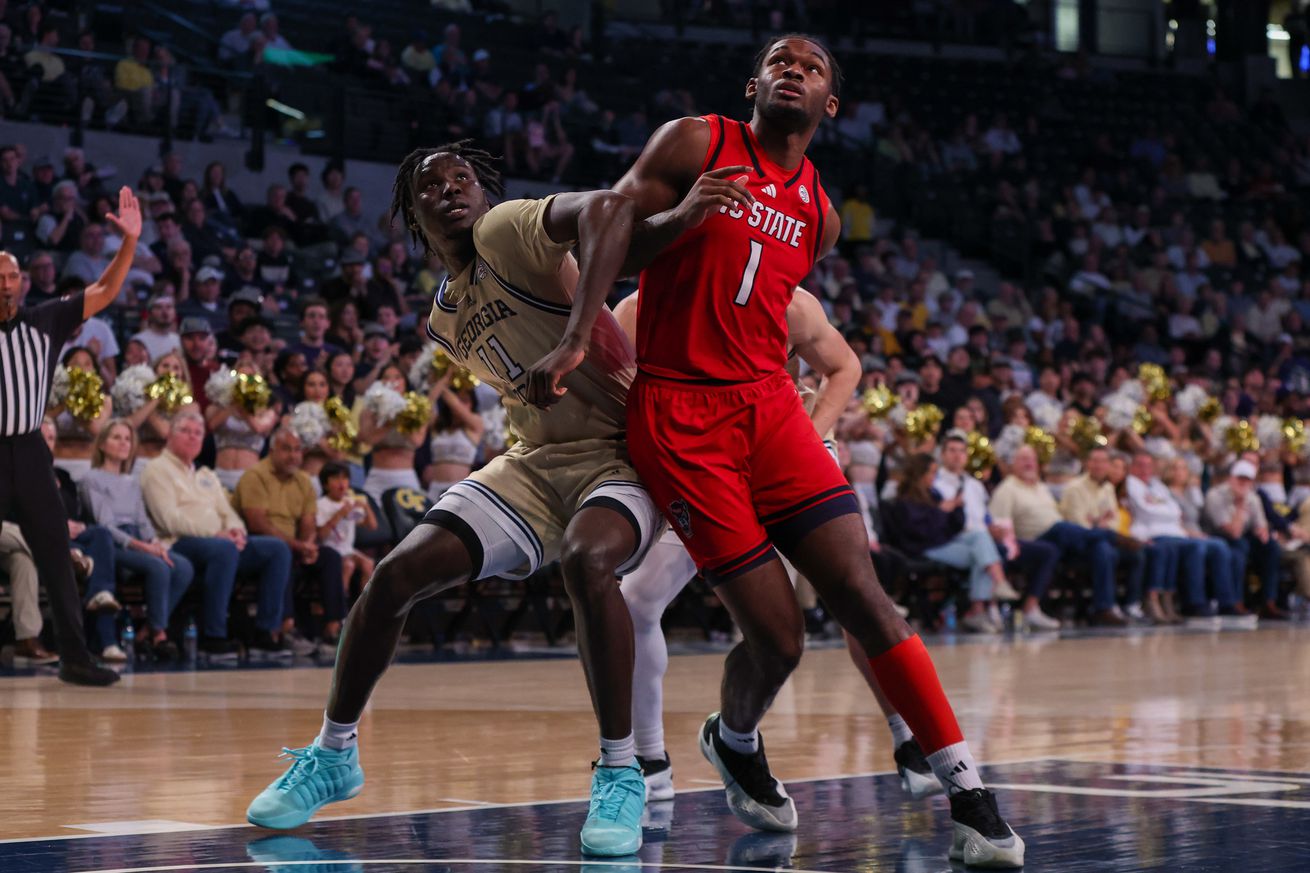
top-left (636, 114), bottom-right (831, 383)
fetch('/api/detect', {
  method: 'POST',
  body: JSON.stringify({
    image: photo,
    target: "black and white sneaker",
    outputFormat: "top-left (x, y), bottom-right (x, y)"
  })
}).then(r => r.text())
top-left (948, 788), bottom-right (1025, 868)
top-left (637, 753), bottom-right (674, 802)
top-left (698, 713), bottom-right (797, 832)
top-left (894, 739), bottom-right (944, 800)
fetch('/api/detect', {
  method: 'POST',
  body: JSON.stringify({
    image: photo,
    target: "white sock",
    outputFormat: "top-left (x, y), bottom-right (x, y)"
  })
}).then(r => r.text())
top-left (600, 733), bottom-right (636, 767)
top-left (927, 741), bottom-right (985, 796)
top-left (718, 719), bottom-right (760, 755)
top-left (634, 724), bottom-right (665, 760)
top-left (887, 713), bottom-right (914, 747)
top-left (318, 713), bottom-right (359, 751)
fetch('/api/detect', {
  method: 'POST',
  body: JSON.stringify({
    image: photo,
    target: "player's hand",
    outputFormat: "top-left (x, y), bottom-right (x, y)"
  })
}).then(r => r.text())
top-left (524, 339), bottom-right (585, 410)
top-left (105, 186), bottom-right (142, 241)
top-left (673, 165), bottom-right (755, 230)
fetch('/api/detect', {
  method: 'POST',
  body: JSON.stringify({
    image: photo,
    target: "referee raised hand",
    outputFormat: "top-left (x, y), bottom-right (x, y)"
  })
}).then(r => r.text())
top-left (1, 186), bottom-right (141, 686)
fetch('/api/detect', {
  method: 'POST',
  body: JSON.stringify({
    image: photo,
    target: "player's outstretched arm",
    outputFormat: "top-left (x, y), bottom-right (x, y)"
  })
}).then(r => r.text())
top-left (84, 186), bottom-right (142, 320)
top-left (612, 118), bottom-right (755, 277)
top-left (522, 189), bottom-right (636, 409)
top-left (788, 286), bottom-right (860, 438)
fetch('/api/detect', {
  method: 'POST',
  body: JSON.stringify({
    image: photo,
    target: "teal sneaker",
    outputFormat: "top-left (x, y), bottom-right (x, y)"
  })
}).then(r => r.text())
top-left (579, 762), bottom-right (645, 857)
top-left (246, 743), bottom-right (364, 829)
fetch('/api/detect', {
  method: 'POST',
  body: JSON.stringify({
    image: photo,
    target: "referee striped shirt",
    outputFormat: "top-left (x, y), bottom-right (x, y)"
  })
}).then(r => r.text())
top-left (0, 292), bottom-right (86, 437)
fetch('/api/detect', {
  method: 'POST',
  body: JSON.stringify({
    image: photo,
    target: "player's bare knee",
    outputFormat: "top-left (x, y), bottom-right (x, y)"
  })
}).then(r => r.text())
top-left (560, 539), bottom-right (622, 602)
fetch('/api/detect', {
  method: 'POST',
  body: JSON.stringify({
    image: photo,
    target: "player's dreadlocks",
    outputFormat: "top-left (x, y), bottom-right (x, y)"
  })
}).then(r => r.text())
top-left (390, 140), bottom-right (504, 255)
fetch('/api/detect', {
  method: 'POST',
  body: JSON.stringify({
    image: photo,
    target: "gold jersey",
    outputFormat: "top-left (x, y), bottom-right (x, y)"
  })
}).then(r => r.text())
top-left (426, 197), bottom-right (636, 448)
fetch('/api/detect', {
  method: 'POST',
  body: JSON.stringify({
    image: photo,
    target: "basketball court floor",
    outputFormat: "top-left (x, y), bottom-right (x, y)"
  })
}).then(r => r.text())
top-left (3, 625), bottom-right (1308, 872)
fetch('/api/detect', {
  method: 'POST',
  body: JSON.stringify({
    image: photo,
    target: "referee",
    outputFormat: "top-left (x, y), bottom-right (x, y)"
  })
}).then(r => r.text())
top-left (1, 186), bottom-right (140, 686)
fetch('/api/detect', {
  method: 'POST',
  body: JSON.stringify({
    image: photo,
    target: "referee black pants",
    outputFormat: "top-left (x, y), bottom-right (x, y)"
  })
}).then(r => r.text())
top-left (0, 432), bottom-right (92, 664)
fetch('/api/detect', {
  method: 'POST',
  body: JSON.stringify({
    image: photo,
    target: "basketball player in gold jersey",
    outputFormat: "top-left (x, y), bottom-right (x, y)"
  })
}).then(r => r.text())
top-left (247, 142), bottom-right (662, 857)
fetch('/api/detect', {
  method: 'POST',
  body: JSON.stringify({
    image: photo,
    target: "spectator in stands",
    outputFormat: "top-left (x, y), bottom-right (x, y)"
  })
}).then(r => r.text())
top-left (182, 197), bottom-right (234, 265)
top-left (331, 187), bottom-right (385, 253)
top-left (1204, 460), bottom-right (1281, 619)
top-left (83, 420), bottom-right (194, 660)
top-left (0, 521), bottom-right (52, 664)
top-left (22, 248), bottom-right (57, 303)
top-left (485, 91), bottom-right (527, 174)
top-left (259, 13), bottom-right (292, 52)
top-left (990, 445), bottom-right (1126, 626)
top-left (257, 226), bottom-right (296, 293)
top-left (524, 101), bottom-right (575, 184)
top-left (431, 23), bottom-right (467, 83)
top-left (317, 162), bottom-right (347, 222)
top-left (400, 31), bottom-right (436, 81)
top-left (129, 287), bottom-right (180, 357)
top-left (1125, 452), bottom-right (1238, 619)
top-left (219, 12), bottom-right (259, 65)
top-left (234, 428), bottom-right (346, 650)
top-left (180, 317), bottom-right (221, 407)
top-left (62, 222), bottom-right (110, 283)
top-left (0, 143), bottom-right (36, 246)
top-left (883, 451), bottom-right (1010, 633)
top-left (22, 25), bottom-right (75, 117)
top-left (936, 431), bottom-right (1060, 628)
top-left (202, 161), bottom-right (244, 228)
top-left (839, 185), bottom-right (875, 250)
top-left (322, 250), bottom-right (369, 305)
top-left (316, 461), bottom-right (376, 601)
top-left (285, 162), bottom-right (322, 228)
top-left (288, 297), bottom-right (341, 370)
top-left (114, 36), bottom-right (156, 127)
top-left (141, 411), bottom-right (292, 657)
top-left (0, 24), bottom-right (23, 117)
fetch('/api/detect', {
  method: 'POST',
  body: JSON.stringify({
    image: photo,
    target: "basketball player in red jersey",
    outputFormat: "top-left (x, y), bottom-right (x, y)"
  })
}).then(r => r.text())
top-left (526, 35), bottom-right (1023, 867)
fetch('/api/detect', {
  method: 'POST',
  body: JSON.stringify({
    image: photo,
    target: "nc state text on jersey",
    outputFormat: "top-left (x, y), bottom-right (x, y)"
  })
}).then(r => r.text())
top-left (718, 200), bottom-right (808, 248)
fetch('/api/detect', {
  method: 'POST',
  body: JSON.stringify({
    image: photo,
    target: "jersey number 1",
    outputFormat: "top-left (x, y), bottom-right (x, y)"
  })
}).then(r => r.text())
top-left (734, 240), bottom-right (763, 306)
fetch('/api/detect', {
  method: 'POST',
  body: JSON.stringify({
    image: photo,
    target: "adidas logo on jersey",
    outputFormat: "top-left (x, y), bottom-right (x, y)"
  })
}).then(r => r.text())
top-left (761, 183), bottom-right (777, 198)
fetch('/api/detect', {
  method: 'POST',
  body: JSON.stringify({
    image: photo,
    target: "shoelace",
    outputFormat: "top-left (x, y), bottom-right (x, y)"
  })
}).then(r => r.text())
top-left (275, 746), bottom-right (321, 792)
top-left (956, 789), bottom-right (1009, 837)
top-left (593, 772), bottom-right (643, 822)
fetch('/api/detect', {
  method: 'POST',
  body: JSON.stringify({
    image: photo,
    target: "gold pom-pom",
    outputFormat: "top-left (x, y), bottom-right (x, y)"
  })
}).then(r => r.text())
top-left (146, 373), bottom-right (193, 414)
top-left (65, 366), bottom-right (105, 423)
top-left (905, 404), bottom-right (943, 442)
top-left (1132, 406), bottom-right (1154, 436)
top-left (966, 431), bottom-right (995, 479)
top-left (429, 347), bottom-right (480, 392)
top-left (233, 372), bottom-right (272, 413)
top-left (1197, 397), bottom-right (1221, 423)
top-left (1070, 414), bottom-right (1108, 456)
top-left (395, 391), bottom-right (432, 435)
top-left (1024, 425), bottom-right (1056, 465)
top-left (861, 384), bottom-right (898, 420)
top-left (321, 396), bottom-right (358, 452)
top-left (1138, 363), bottom-right (1170, 402)
top-left (1224, 420), bottom-right (1260, 454)
top-left (326, 421), bottom-right (358, 453)
top-left (1283, 418), bottom-right (1306, 455)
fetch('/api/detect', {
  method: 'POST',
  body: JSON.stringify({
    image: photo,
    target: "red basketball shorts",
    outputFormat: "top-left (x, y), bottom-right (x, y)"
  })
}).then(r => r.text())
top-left (626, 369), bottom-right (857, 584)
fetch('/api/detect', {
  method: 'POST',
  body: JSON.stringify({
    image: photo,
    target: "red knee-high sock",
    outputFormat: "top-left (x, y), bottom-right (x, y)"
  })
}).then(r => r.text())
top-left (868, 634), bottom-right (962, 755)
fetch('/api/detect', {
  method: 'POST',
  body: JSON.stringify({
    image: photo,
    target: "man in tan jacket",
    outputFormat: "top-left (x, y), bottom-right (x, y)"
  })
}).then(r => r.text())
top-left (141, 411), bottom-right (291, 658)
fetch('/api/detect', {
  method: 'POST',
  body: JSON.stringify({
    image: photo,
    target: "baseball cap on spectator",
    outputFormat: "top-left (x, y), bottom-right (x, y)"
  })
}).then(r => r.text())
top-left (362, 322), bottom-right (389, 339)
top-left (1278, 333), bottom-right (1294, 345)
top-left (895, 372), bottom-right (920, 386)
top-left (473, 48), bottom-right (490, 62)
top-left (956, 269), bottom-right (975, 281)
top-left (229, 288), bottom-right (264, 309)
top-left (238, 314), bottom-right (274, 334)
top-left (863, 355), bottom-right (888, 372)
top-left (340, 250), bottom-right (367, 266)
top-left (179, 317), bottom-right (213, 336)
top-left (148, 292), bottom-right (175, 308)
top-left (34, 154), bottom-right (54, 170)
top-left (196, 265), bottom-right (224, 283)
top-left (1230, 460), bottom-right (1257, 480)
